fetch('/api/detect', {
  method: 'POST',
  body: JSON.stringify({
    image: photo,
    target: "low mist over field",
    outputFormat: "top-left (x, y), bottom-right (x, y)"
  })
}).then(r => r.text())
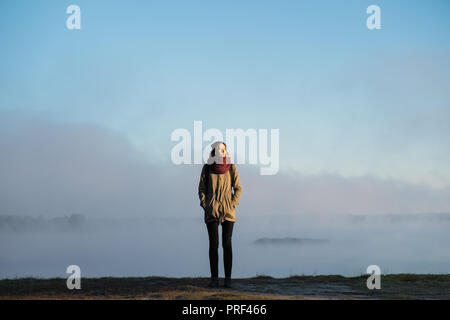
top-left (1, 212), bottom-right (450, 279)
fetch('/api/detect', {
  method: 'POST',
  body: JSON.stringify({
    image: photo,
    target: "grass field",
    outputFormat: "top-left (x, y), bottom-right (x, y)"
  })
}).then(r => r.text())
top-left (1, 274), bottom-right (450, 300)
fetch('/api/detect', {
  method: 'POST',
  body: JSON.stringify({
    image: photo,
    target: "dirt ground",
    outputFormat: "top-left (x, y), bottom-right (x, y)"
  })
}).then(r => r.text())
top-left (1, 274), bottom-right (449, 300)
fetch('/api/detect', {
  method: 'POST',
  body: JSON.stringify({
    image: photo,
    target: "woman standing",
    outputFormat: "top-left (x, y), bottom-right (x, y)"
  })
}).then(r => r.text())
top-left (198, 141), bottom-right (242, 288)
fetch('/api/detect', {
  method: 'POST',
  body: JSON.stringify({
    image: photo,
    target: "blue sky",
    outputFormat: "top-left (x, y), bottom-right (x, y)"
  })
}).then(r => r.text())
top-left (1, 0), bottom-right (450, 188)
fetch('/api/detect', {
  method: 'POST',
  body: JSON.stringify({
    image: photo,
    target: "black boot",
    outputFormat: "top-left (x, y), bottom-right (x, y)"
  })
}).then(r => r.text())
top-left (223, 277), bottom-right (233, 288)
top-left (208, 277), bottom-right (219, 288)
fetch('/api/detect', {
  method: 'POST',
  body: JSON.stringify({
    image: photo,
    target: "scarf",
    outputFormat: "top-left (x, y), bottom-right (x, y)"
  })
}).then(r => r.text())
top-left (209, 156), bottom-right (231, 174)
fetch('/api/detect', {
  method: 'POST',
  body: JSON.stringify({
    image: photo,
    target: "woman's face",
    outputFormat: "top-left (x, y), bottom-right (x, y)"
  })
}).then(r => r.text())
top-left (217, 143), bottom-right (227, 157)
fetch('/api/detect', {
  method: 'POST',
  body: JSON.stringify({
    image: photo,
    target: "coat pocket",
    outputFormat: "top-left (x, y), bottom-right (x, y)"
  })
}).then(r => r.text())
top-left (209, 200), bottom-right (220, 219)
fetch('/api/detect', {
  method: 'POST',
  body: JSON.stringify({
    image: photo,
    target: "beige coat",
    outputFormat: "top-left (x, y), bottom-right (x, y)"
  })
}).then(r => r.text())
top-left (198, 164), bottom-right (242, 224)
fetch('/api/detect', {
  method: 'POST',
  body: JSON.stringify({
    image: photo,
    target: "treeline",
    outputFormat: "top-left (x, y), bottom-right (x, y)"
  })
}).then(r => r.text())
top-left (0, 214), bottom-right (86, 233)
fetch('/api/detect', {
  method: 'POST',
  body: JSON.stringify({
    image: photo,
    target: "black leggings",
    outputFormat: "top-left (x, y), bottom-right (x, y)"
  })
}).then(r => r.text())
top-left (206, 220), bottom-right (234, 278)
